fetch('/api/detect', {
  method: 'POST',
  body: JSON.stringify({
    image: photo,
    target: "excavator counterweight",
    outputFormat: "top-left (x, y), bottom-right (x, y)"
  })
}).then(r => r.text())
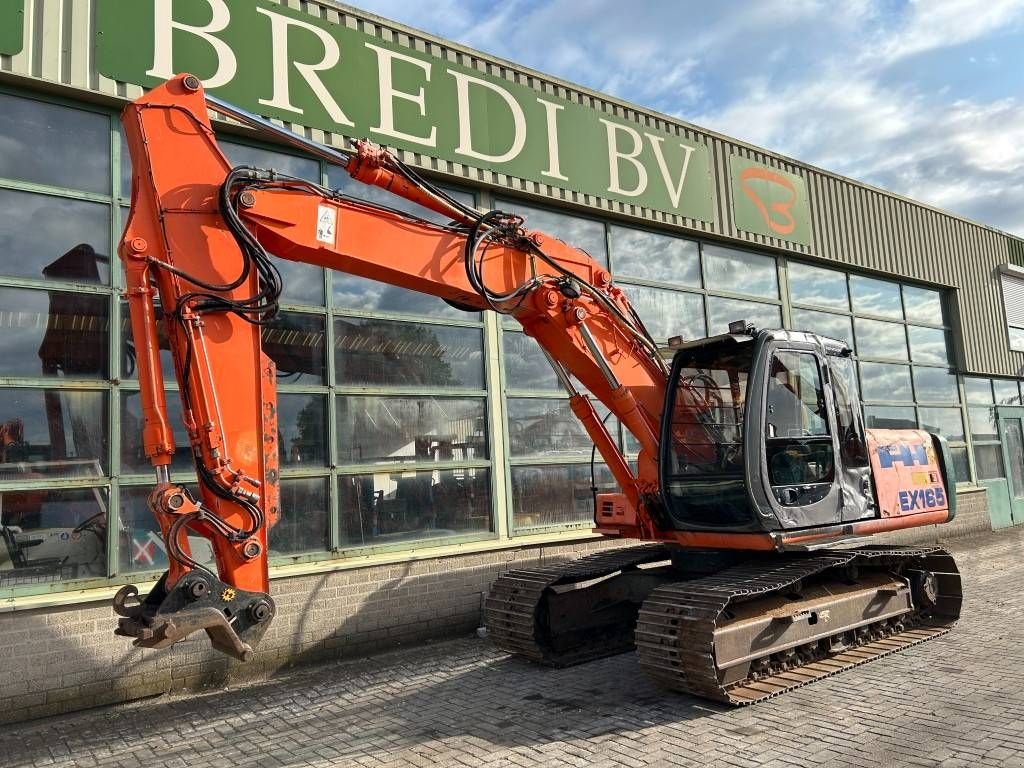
top-left (113, 75), bottom-right (961, 704)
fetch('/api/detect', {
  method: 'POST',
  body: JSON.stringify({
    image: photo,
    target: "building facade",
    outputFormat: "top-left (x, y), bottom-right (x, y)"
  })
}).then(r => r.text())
top-left (0, 0), bottom-right (1020, 722)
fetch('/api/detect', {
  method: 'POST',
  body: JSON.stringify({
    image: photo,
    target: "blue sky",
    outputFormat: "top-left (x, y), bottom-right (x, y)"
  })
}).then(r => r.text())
top-left (350, 0), bottom-right (1024, 237)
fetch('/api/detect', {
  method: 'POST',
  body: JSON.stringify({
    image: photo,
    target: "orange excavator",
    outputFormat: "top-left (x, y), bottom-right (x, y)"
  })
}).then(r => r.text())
top-left (112, 75), bottom-right (961, 705)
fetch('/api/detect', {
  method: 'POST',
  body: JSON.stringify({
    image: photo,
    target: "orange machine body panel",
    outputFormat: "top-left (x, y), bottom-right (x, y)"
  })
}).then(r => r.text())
top-left (867, 429), bottom-right (950, 519)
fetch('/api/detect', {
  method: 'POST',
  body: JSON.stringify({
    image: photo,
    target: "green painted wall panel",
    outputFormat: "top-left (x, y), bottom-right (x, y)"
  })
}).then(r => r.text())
top-left (0, 0), bottom-right (24, 56)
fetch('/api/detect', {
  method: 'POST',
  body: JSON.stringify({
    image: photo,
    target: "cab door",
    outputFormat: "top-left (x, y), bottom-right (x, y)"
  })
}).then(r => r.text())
top-left (756, 345), bottom-right (843, 528)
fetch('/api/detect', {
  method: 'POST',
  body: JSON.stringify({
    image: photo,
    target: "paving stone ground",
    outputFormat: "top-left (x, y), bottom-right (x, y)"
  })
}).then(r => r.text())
top-left (3, 528), bottom-right (1023, 768)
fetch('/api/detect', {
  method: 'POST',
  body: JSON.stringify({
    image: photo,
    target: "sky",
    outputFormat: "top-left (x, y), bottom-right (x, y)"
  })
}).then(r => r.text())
top-left (349, 0), bottom-right (1024, 237)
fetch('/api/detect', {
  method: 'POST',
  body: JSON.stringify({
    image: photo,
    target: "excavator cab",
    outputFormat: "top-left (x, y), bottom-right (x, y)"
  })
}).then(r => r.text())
top-left (660, 326), bottom-right (949, 538)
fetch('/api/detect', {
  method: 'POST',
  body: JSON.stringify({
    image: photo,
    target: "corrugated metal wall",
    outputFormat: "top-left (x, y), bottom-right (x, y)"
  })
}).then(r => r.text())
top-left (1, 0), bottom-right (1019, 375)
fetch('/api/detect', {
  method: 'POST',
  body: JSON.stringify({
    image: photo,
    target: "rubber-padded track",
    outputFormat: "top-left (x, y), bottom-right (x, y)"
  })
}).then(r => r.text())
top-left (634, 547), bottom-right (962, 705)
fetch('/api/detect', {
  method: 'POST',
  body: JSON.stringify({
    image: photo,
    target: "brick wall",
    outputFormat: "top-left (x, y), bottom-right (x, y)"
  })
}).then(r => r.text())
top-left (0, 487), bottom-right (995, 725)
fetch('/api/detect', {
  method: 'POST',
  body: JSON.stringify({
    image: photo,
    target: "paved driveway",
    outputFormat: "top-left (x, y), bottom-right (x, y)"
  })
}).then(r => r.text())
top-left (4, 528), bottom-right (1023, 768)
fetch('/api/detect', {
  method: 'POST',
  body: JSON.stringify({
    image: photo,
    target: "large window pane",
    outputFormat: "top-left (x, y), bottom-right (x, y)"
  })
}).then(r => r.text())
top-left (333, 274), bottom-right (480, 320)
top-left (951, 446), bottom-right (971, 485)
top-left (271, 477), bottom-right (329, 556)
top-left (913, 368), bottom-right (959, 403)
top-left (1, 486), bottom-right (109, 587)
top-left (335, 318), bottom-right (483, 389)
top-left (863, 406), bottom-right (916, 429)
top-left (908, 326), bottom-right (949, 365)
top-left (0, 94), bottom-right (110, 194)
top-left (0, 189), bottom-right (110, 284)
top-left (263, 312), bottom-right (326, 386)
top-left (503, 331), bottom-right (561, 391)
top-left (707, 297), bottom-right (781, 334)
top-left (963, 377), bottom-right (993, 405)
top-left (993, 379), bottom-right (1021, 405)
top-left (279, 394), bottom-right (327, 468)
top-left (623, 284), bottom-right (705, 343)
top-left (511, 463), bottom-right (615, 530)
top-left (854, 318), bottom-right (908, 361)
top-left (507, 398), bottom-right (600, 459)
top-left (859, 362), bottom-right (912, 402)
top-left (850, 275), bottom-right (903, 319)
top-left (609, 226), bottom-right (700, 287)
top-left (788, 262), bottom-right (848, 311)
top-left (337, 395), bottom-right (486, 464)
top-left (974, 444), bottom-right (1005, 480)
top-left (0, 389), bottom-right (108, 480)
top-left (0, 287), bottom-right (108, 378)
top-left (275, 261), bottom-right (325, 307)
top-left (790, 308), bottom-right (853, 347)
top-left (496, 199), bottom-right (607, 266)
top-left (918, 407), bottom-right (966, 443)
top-left (338, 467), bottom-right (492, 546)
top-left (121, 389), bottom-right (192, 475)
top-left (222, 141), bottom-right (319, 182)
top-left (702, 244), bottom-right (777, 299)
top-left (968, 406), bottom-right (997, 442)
top-left (902, 285), bottom-right (944, 326)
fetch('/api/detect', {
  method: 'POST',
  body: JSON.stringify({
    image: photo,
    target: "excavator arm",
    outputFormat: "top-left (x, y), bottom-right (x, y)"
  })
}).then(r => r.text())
top-left (113, 74), bottom-right (668, 657)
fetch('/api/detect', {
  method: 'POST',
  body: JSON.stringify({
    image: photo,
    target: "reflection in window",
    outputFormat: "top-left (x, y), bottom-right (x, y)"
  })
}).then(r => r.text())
top-left (496, 199), bottom-right (608, 266)
top-left (1, 486), bottom-right (108, 587)
top-left (850, 275), bottom-right (903, 319)
top-left (121, 389), bottom-right (192, 475)
top-left (863, 406), bottom-right (916, 429)
top-left (854, 318), bottom-right (907, 361)
top-left (221, 140), bottom-right (320, 181)
top-left (335, 318), bottom-right (483, 389)
top-left (609, 226), bottom-right (700, 286)
top-left (912, 368), bottom-right (958, 403)
top-left (0, 93), bottom-right (110, 194)
top-left (707, 296), bottom-right (781, 334)
top-left (273, 259), bottom-right (326, 307)
top-left (262, 312), bottom-right (326, 385)
top-left (907, 326), bottom-right (949, 365)
top-left (951, 446), bottom-right (971, 485)
top-left (968, 406), bottom-right (997, 442)
top-left (507, 398), bottom-right (609, 459)
top-left (278, 394), bottom-right (327, 467)
top-left (511, 463), bottom-right (614, 530)
top-left (963, 377), bottom-right (993, 405)
top-left (974, 444), bottom-right (1005, 480)
top-left (271, 478), bottom-right (329, 556)
top-left (339, 467), bottom-right (492, 546)
top-left (859, 362), bottom-right (912, 402)
top-left (503, 331), bottom-right (561, 391)
top-left (337, 396), bottom-right (486, 465)
top-left (623, 284), bottom-right (705, 343)
top-left (902, 285), bottom-right (943, 326)
top-left (0, 189), bottom-right (110, 284)
top-left (119, 485), bottom-right (212, 574)
top-left (993, 379), bottom-right (1021, 405)
top-left (791, 308), bottom-right (853, 347)
top-left (0, 389), bottom-right (108, 481)
top-left (0, 287), bottom-right (108, 378)
top-left (702, 244), bottom-right (777, 299)
top-left (919, 407), bottom-right (966, 443)
top-left (788, 262), bottom-right (849, 310)
top-left (334, 273), bottom-right (481, 320)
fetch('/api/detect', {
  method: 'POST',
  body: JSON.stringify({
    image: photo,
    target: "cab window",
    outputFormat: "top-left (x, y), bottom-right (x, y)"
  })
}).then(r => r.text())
top-left (765, 351), bottom-right (835, 503)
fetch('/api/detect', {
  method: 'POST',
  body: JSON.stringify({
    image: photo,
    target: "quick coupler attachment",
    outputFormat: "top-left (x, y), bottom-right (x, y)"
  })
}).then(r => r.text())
top-left (113, 571), bottom-right (274, 662)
